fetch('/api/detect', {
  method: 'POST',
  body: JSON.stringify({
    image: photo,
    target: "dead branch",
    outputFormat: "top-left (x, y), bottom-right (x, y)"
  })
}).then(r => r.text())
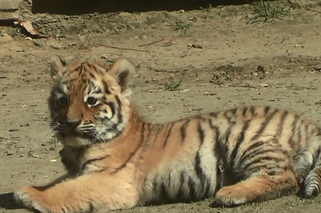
top-left (138, 39), bottom-right (164, 47)
top-left (96, 44), bottom-right (149, 52)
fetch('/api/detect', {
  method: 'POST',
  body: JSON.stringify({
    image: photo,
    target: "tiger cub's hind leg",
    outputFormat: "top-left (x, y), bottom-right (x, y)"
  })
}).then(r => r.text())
top-left (214, 170), bottom-right (299, 207)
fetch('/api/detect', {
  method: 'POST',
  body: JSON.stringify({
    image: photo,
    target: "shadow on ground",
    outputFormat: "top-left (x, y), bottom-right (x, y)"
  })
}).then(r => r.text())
top-left (31, 0), bottom-right (254, 14)
top-left (0, 192), bottom-right (21, 210)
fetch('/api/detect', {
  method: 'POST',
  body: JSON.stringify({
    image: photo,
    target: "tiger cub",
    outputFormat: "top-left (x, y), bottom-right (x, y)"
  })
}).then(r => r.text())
top-left (14, 56), bottom-right (321, 213)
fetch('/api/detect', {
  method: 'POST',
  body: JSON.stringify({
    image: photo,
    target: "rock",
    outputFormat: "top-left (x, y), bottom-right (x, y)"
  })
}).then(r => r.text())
top-left (0, 12), bottom-right (19, 21)
top-left (0, 0), bottom-right (22, 11)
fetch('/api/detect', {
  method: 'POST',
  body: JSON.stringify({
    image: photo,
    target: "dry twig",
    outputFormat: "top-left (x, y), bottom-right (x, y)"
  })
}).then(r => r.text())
top-left (138, 39), bottom-right (164, 47)
top-left (96, 44), bottom-right (149, 52)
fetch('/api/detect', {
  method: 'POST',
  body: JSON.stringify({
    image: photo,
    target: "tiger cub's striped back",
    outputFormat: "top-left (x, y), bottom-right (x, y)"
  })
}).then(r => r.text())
top-left (140, 105), bottom-right (321, 205)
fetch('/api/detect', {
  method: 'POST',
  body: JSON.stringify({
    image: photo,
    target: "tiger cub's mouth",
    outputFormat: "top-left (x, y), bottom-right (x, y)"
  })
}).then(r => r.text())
top-left (58, 129), bottom-right (98, 147)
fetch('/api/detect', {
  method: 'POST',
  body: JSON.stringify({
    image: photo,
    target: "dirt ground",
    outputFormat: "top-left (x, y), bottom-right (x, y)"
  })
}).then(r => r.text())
top-left (1, 0), bottom-right (321, 212)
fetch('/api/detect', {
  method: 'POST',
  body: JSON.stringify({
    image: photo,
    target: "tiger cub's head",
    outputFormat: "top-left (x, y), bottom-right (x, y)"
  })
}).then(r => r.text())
top-left (48, 56), bottom-right (136, 147)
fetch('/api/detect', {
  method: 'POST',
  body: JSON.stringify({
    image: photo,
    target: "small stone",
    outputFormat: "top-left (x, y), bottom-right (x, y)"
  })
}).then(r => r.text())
top-left (5, 150), bottom-right (14, 155)
top-left (32, 40), bottom-right (43, 47)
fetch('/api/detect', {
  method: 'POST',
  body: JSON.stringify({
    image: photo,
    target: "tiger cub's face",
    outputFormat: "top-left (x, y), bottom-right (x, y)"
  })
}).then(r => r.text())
top-left (48, 56), bottom-right (136, 147)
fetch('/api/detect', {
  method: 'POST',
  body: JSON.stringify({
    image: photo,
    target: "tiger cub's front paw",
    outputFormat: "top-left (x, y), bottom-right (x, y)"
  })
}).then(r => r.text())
top-left (14, 186), bottom-right (48, 213)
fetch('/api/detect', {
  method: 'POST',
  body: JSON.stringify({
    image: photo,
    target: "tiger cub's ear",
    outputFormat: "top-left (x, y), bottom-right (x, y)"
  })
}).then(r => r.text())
top-left (108, 58), bottom-right (136, 93)
top-left (50, 56), bottom-right (67, 83)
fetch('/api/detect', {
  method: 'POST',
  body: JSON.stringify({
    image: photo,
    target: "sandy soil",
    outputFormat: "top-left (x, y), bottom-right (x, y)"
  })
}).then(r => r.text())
top-left (1, 0), bottom-right (321, 212)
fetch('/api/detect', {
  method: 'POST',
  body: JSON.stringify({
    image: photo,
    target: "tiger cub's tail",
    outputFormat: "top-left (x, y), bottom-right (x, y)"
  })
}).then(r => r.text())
top-left (294, 133), bottom-right (321, 198)
top-left (303, 147), bottom-right (321, 198)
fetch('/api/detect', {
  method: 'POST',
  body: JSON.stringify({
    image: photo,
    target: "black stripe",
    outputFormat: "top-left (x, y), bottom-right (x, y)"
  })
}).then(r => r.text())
top-left (140, 122), bottom-right (146, 144)
top-left (81, 154), bottom-right (110, 170)
top-left (288, 115), bottom-right (299, 148)
top-left (299, 124), bottom-right (307, 150)
top-left (62, 70), bottom-right (67, 76)
top-left (209, 119), bottom-right (221, 157)
top-left (152, 176), bottom-right (158, 194)
top-left (160, 182), bottom-right (171, 203)
top-left (204, 181), bottom-right (212, 198)
top-left (197, 123), bottom-right (205, 145)
top-left (251, 109), bottom-right (279, 141)
top-left (88, 82), bottom-right (95, 95)
top-left (231, 107), bottom-right (238, 115)
top-left (143, 123), bottom-right (152, 147)
top-left (223, 111), bottom-right (232, 123)
top-left (107, 102), bottom-right (116, 118)
top-left (209, 112), bottom-right (218, 118)
top-left (208, 118), bottom-right (216, 130)
top-left (230, 120), bottom-right (251, 168)
top-left (195, 152), bottom-right (205, 183)
top-left (111, 143), bottom-right (141, 174)
top-left (93, 88), bottom-right (102, 94)
top-left (297, 120), bottom-right (302, 150)
top-left (61, 80), bottom-right (68, 85)
top-left (249, 106), bottom-right (255, 115)
top-left (243, 156), bottom-right (285, 171)
top-left (77, 66), bottom-right (84, 76)
top-left (143, 124), bottom-right (160, 151)
top-left (264, 106), bottom-right (270, 115)
top-left (83, 202), bottom-right (94, 213)
top-left (276, 111), bottom-right (288, 137)
top-left (86, 63), bottom-right (96, 71)
top-left (102, 80), bottom-right (111, 94)
top-left (246, 163), bottom-right (285, 176)
top-left (304, 122), bottom-right (310, 146)
top-left (224, 124), bottom-right (234, 144)
top-left (175, 172), bottom-right (186, 202)
top-left (238, 141), bottom-right (265, 165)
top-left (176, 172), bottom-right (186, 202)
top-left (240, 148), bottom-right (280, 168)
top-left (242, 107), bottom-right (248, 116)
top-left (265, 163), bottom-right (285, 176)
top-left (59, 57), bottom-right (67, 66)
top-left (89, 71), bottom-right (96, 79)
top-left (209, 118), bottom-right (227, 181)
top-left (115, 95), bottom-right (123, 123)
top-left (195, 115), bottom-right (207, 121)
top-left (214, 162), bottom-right (222, 194)
top-left (188, 176), bottom-right (197, 201)
top-left (310, 126), bottom-right (319, 137)
top-left (110, 123), bottom-right (120, 133)
top-left (74, 65), bottom-right (82, 72)
top-left (194, 150), bottom-right (207, 197)
top-left (163, 123), bottom-right (174, 147)
top-left (180, 119), bottom-right (190, 141)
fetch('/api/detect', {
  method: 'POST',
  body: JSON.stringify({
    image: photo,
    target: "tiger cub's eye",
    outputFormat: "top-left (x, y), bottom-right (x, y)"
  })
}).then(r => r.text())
top-left (58, 96), bottom-right (69, 107)
top-left (86, 97), bottom-right (98, 106)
